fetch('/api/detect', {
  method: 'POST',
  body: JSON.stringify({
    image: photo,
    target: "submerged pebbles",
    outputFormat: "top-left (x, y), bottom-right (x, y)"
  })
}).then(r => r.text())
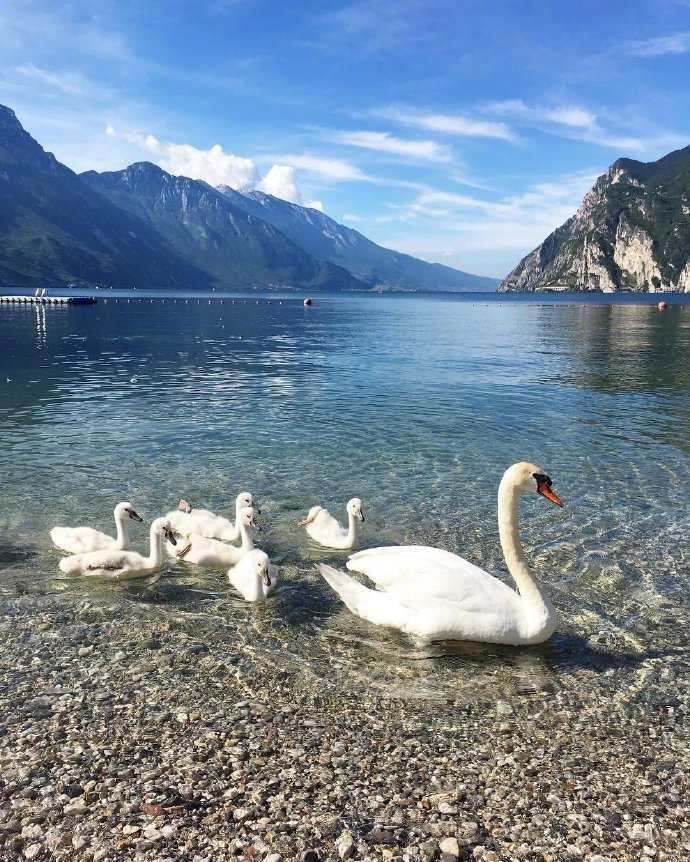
top-left (0, 596), bottom-right (687, 861)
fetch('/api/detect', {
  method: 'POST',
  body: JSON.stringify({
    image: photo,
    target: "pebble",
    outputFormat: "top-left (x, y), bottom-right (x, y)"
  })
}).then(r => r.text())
top-left (439, 836), bottom-right (460, 857)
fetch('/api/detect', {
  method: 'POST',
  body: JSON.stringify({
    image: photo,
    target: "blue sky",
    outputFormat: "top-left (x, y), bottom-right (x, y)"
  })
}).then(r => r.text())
top-left (1, 0), bottom-right (689, 277)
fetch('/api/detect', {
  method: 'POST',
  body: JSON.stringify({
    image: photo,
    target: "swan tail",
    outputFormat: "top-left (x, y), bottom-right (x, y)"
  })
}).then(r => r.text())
top-left (318, 564), bottom-right (417, 631)
top-left (299, 506), bottom-right (322, 527)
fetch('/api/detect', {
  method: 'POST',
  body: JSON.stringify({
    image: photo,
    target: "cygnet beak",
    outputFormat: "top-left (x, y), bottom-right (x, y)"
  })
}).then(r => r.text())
top-left (262, 569), bottom-right (271, 587)
top-left (129, 509), bottom-right (144, 522)
top-left (165, 527), bottom-right (177, 545)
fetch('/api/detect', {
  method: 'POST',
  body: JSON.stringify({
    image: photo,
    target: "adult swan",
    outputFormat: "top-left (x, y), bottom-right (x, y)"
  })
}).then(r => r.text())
top-left (318, 462), bottom-right (563, 646)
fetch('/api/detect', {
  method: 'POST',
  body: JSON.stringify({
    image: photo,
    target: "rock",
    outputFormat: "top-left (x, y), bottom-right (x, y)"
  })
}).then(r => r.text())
top-left (264, 855), bottom-right (283, 862)
top-left (439, 837), bottom-right (460, 857)
top-left (122, 825), bottom-right (140, 835)
top-left (24, 844), bottom-right (42, 860)
top-left (63, 797), bottom-right (87, 815)
top-left (336, 832), bottom-right (355, 860)
top-left (301, 851), bottom-right (320, 862)
top-left (438, 803), bottom-right (458, 815)
top-left (421, 838), bottom-right (439, 860)
top-left (495, 700), bottom-right (514, 716)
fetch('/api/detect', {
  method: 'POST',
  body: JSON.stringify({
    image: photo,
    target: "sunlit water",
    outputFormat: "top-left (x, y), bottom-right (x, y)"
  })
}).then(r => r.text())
top-left (1, 292), bottom-right (688, 709)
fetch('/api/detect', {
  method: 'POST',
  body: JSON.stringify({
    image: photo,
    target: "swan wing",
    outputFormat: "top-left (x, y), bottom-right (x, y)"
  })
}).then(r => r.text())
top-left (305, 508), bottom-right (347, 545)
top-left (50, 526), bottom-right (116, 554)
top-left (347, 545), bottom-right (518, 610)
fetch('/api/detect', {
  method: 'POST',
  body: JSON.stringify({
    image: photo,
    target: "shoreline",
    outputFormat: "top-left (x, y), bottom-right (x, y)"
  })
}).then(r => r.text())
top-left (1, 593), bottom-right (687, 861)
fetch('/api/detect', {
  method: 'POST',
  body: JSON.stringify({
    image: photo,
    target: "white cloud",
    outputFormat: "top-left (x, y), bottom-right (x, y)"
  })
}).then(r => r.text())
top-left (374, 107), bottom-right (515, 141)
top-left (275, 153), bottom-right (370, 182)
top-left (622, 32), bottom-right (690, 57)
top-left (482, 99), bottom-right (686, 153)
top-left (305, 200), bottom-right (324, 212)
top-left (14, 64), bottom-right (88, 96)
top-left (327, 129), bottom-right (452, 162)
top-left (258, 164), bottom-right (302, 204)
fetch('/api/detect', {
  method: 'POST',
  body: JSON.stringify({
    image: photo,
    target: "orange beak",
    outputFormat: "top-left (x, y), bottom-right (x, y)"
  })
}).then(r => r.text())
top-left (538, 482), bottom-right (563, 507)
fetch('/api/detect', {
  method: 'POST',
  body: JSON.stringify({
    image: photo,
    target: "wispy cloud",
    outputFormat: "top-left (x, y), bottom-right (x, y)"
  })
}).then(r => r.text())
top-left (324, 129), bottom-right (452, 162)
top-left (270, 153), bottom-right (371, 182)
top-left (622, 31), bottom-right (690, 57)
top-left (482, 98), bottom-right (686, 154)
top-left (374, 107), bottom-right (515, 141)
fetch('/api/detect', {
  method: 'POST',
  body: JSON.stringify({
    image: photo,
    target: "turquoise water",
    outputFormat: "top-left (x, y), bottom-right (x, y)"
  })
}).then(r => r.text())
top-left (1, 293), bottom-right (688, 704)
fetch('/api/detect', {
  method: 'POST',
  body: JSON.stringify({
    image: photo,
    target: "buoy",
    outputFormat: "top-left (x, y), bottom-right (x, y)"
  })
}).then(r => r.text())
top-left (657, 301), bottom-right (668, 310)
top-left (303, 297), bottom-right (313, 306)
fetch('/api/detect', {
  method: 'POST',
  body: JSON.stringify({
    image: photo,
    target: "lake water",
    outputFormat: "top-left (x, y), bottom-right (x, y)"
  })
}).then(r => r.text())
top-left (1, 292), bottom-right (688, 711)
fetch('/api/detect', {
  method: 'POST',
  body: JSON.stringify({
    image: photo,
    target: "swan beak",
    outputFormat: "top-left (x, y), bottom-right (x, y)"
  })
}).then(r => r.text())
top-left (252, 520), bottom-right (262, 531)
top-left (254, 506), bottom-right (262, 515)
top-left (538, 483), bottom-right (563, 507)
top-left (129, 509), bottom-right (144, 522)
top-left (262, 570), bottom-right (271, 587)
top-left (165, 528), bottom-right (178, 545)
top-left (359, 510), bottom-right (365, 522)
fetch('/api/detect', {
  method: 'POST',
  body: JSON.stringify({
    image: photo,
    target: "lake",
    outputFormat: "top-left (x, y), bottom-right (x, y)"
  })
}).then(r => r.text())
top-left (1, 291), bottom-right (688, 713)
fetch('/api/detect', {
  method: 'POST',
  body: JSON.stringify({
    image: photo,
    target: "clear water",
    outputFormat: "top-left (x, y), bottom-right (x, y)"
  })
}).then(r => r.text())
top-left (1, 292), bottom-right (688, 709)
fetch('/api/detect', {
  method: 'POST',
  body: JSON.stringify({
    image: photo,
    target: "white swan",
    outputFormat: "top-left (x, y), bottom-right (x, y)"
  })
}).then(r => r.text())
top-left (166, 491), bottom-right (259, 542)
top-left (318, 463), bottom-right (563, 646)
top-left (300, 498), bottom-right (364, 549)
top-left (169, 507), bottom-right (259, 567)
top-left (59, 517), bottom-right (176, 579)
top-left (50, 501), bottom-right (143, 554)
top-left (227, 549), bottom-right (277, 601)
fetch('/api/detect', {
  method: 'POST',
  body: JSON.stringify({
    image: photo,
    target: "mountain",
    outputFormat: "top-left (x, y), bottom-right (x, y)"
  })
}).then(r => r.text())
top-left (0, 105), bottom-right (212, 289)
top-left (81, 164), bottom-right (366, 292)
top-left (216, 186), bottom-right (499, 292)
top-left (499, 145), bottom-right (690, 293)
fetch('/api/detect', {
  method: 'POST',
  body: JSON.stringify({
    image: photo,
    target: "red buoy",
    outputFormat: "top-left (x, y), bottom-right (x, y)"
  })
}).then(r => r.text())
top-left (657, 301), bottom-right (668, 310)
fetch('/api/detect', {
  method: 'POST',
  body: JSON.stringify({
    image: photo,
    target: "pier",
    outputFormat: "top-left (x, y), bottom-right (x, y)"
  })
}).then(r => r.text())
top-left (0, 294), bottom-right (97, 305)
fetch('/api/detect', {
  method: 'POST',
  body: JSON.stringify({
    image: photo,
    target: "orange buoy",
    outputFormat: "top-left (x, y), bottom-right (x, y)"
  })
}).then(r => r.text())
top-left (303, 297), bottom-right (313, 306)
top-left (657, 301), bottom-right (668, 310)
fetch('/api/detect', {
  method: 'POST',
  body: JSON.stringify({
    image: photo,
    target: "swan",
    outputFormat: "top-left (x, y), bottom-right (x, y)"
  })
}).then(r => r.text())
top-left (170, 507), bottom-right (259, 567)
top-left (227, 549), bottom-right (277, 601)
top-left (300, 498), bottom-right (364, 549)
top-left (166, 491), bottom-right (259, 542)
top-left (58, 517), bottom-right (176, 579)
top-left (318, 463), bottom-right (563, 646)
top-left (50, 502), bottom-right (144, 553)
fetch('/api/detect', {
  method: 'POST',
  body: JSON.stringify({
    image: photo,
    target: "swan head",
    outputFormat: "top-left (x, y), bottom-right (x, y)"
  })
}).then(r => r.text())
top-left (347, 498), bottom-right (365, 522)
top-left (115, 501), bottom-right (144, 522)
top-left (505, 462), bottom-right (563, 507)
top-left (178, 499), bottom-right (193, 513)
top-left (152, 516), bottom-right (177, 545)
top-left (248, 549), bottom-right (272, 587)
top-left (237, 491), bottom-right (260, 515)
top-left (239, 506), bottom-right (261, 531)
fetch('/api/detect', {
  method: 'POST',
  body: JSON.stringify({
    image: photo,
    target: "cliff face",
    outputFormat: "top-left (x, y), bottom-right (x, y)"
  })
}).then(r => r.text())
top-left (499, 147), bottom-right (690, 293)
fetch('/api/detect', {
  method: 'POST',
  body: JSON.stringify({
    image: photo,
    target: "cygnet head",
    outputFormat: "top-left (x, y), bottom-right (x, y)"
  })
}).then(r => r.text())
top-left (237, 491), bottom-right (260, 514)
top-left (504, 462), bottom-right (563, 507)
top-left (115, 501), bottom-right (144, 522)
top-left (239, 506), bottom-right (261, 531)
top-left (347, 497), bottom-right (365, 521)
top-left (248, 549), bottom-right (272, 586)
top-left (152, 516), bottom-right (177, 544)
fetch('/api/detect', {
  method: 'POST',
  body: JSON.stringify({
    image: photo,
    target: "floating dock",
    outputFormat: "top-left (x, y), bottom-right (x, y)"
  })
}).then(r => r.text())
top-left (0, 295), bottom-right (97, 305)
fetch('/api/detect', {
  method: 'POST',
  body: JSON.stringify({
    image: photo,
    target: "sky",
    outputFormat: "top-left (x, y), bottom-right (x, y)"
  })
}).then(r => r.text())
top-left (1, 0), bottom-right (689, 278)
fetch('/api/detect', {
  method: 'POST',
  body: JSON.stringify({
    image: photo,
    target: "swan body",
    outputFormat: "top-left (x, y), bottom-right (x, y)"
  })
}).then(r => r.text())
top-left (227, 549), bottom-right (277, 601)
top-left (318, 463), bottom-right (563, 646)
top-left (58, 517), bottom-right (176, 579)
top-left (50, 502), bottom-right (143, 554)
top-left (166, 491), bottom-right (259, 542)
top-left (169, 507), bottom-right (258, 567)
top-left (300, 498), bottom-right (364, 549)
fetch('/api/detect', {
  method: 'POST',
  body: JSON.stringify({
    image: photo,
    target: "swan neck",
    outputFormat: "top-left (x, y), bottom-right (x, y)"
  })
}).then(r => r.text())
top-left (114, 512), bottom-right (128, 549)
top-left (346, 510), bottom-right (358, 542)
top-left (239, 521), bottom-right (254, 551)
top-left (147, 525), bottom-right (163, 568)
top-left (497, 479), bottom-right (544, 605)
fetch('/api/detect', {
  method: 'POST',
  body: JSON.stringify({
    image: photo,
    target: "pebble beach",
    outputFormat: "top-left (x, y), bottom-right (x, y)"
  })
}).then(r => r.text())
top-left (1, 591), bottom-right (687, 862)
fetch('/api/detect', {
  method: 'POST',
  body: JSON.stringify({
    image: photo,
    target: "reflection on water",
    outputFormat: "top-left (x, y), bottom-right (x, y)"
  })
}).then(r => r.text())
top-left (0, 294), bottom-right (688, 707)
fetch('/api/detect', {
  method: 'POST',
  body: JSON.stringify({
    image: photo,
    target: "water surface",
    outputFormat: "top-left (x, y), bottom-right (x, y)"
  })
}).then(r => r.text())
top-left (1, 292), bottom-right (688, 710)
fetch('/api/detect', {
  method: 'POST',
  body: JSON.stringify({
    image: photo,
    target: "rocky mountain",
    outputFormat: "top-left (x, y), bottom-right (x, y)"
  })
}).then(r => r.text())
top-left (81, 163), bottom-right (364, 292)
top-left (217, 186), bottom-right (498, 292)
top-left (0, 102), bottom-right (496, 292)
top-left (0, 105), bottom-right (212, 289)
top-left (499, 145), bottom-right (690, 293)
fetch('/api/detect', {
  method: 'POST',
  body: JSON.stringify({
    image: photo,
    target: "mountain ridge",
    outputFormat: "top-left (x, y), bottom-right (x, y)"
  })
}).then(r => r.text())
top-left (499, 144), bottom-right (690, 293)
